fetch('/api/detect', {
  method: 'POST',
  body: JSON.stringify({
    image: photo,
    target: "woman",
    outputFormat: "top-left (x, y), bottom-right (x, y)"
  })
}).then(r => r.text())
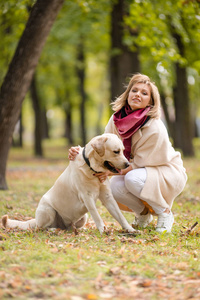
top-left (69, 73), bottom-right (187, 233)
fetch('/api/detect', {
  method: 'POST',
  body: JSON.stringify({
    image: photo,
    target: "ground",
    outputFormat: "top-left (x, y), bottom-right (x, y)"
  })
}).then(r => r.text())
top-left (0, 139), bottom-right (200, 299)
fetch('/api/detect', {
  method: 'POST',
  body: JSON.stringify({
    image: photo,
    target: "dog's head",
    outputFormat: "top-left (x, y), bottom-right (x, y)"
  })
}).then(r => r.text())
top-left (86, 133), bottom-right (130, 173)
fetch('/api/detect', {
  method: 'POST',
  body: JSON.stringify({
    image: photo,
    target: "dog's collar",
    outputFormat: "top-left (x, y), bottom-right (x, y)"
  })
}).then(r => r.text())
top-left (82, 147), bottom-right (100, 173)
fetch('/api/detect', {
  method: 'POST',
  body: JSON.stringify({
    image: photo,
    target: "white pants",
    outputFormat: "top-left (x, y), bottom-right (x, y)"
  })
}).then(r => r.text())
top-left (110, 168), bottom-right (166, 215)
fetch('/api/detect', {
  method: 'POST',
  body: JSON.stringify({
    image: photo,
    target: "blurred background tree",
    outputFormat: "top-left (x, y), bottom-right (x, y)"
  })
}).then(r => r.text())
top-left (0, 0), bottom-right (200, 189)
top-left (0, 0), bottom-right (64, 189)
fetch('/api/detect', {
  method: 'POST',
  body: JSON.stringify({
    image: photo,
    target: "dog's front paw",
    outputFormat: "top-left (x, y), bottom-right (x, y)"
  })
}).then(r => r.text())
top-left (98, 225), bottom-right (106, 235)
top-left (125, 226), bottom-right (141, 235)
top-left (128, 226), bottom-right (136, 233)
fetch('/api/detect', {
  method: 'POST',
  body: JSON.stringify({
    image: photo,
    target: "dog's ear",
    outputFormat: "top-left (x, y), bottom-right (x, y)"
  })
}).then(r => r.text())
top-left (91, 137), bottom-right (108, 157)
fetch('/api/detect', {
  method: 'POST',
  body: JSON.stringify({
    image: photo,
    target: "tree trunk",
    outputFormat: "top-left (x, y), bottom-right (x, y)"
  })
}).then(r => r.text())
top-left (41, 109), bottom-right (49, 139)
top-left (19, 112), bottom-right (23, 147)
top-left (12, 112), bottom-right (23, 147)
top-left (77, 40), bottom-right (87, 145)
top-left (110, 0), bottom-right (140, 101)
top-left (173, 64), bottom-right (194, 156)
top-left (171, 29), bottom-right (194, 156)
top-left (64, 102), bottom-right (73, 145)
top-left (0, 0), bottom-right (64, 189)
top-left (30, 75), bottom-right (43, 157)
top-left (160, 93), bottom-right (174, 138)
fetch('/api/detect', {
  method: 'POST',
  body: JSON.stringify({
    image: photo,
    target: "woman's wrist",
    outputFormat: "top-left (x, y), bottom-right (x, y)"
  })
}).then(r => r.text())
top-left (121, 165), bottom-right (133, 175)
top-left (109, 165), bottom-right (132, 176)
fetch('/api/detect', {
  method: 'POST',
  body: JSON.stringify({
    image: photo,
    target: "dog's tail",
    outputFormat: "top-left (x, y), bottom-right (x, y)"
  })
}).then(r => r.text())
top-left (2, 215), bottom-right (36, 230)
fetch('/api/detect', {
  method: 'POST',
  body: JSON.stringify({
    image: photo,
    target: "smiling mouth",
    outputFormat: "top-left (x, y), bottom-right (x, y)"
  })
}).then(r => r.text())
top-left (104, 161), bottom-right (120, 173)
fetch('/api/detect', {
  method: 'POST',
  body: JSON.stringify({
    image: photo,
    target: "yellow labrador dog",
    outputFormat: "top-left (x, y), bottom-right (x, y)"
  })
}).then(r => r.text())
top-left (2, 133), bottom-right (137, 234)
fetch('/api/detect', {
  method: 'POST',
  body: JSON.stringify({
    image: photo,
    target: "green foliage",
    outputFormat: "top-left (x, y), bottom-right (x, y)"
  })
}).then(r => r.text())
top-left (34, 0), bottom-right (112, 137)
top-left (125, 0), bottom-right (200, 88)
top-left (0, 139), bottom-right (200, 298)
top-left (0, 0), bottom-right (34, 83)
top-left (0, 0), bottom-right (200, 145)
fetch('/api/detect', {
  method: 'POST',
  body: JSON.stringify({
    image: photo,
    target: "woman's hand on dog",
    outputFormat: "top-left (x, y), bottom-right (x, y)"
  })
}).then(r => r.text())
top-left (68, 146), bottom-right (80, 160)
top-left (94, 171), bottom-right (112, 183)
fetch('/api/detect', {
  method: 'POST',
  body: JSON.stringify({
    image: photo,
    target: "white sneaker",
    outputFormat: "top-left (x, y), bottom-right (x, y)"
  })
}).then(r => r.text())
top-left (156, 211), bottom-right (174, 233)
top-left (132, 212), bottom-right (153, 228)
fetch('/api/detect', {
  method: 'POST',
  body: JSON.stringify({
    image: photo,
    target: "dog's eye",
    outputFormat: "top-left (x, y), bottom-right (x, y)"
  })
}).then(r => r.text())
top-left (113, 150), bottom-right (120, 154)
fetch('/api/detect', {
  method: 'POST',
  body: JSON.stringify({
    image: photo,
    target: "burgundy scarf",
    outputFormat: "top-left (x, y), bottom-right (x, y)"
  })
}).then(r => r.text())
top-left (113, 105), bottom-right (150, 160)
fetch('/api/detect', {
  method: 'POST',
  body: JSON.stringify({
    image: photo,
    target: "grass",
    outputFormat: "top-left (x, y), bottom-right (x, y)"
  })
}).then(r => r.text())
top-left (0, 138), bottom-right (200, 300)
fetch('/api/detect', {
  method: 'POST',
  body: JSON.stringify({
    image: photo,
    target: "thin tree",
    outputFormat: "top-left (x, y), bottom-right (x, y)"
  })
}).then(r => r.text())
top-left (110, 0), bottom-right (140, 101)
top-left (77, 39), bottom-right (87, 145)
top-left (30, 74), bottom-right (43, 157)
top-left (172, 30), bottom-right (194, 156)
top-left (0, 0), bottom-right (64, 190)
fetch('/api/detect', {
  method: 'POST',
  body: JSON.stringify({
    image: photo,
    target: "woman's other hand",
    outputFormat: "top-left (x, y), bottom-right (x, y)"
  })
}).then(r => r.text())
top-left (94, 171), bottom-right (112, 183)
top-left (94, 165), bottom-right (133, 183)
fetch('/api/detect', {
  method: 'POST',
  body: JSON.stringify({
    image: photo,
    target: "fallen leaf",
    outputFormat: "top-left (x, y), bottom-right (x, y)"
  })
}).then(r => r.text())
top-left (5, 203), bottom-right (13, 209)
top-left (70, 296), bottom-right (84, 300)
top-left (0, 233), bottom-right (8, 240)
top-left (175, 262), bottom-right (189, 270)
top-left (85, 293), bottom-right (97, 299)
top-left (10, 265), bottom-right (26, 274)
top-left (139, 279), bottom-right (153, 288)
top-left (108, 267), bottom-right (121, 276)
top-left (8, 277), bottom-right (23, 289)
top-left (96, 261), bottom-right (107, 267)
top-left (98, 292), bottom-right (113, 299)
top-left (50, 247), bottom-right (59, 253)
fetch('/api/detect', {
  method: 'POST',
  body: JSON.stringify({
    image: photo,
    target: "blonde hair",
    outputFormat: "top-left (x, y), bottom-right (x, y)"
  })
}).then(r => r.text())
top-left (111, 73), bottom-right (161, 119)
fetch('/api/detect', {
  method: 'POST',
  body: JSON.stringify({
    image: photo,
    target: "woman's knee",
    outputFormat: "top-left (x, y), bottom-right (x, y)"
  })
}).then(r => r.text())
top-left (124, 168), bottom-right (147, 196)
top-left (110, 176), bottom-right (127, 200)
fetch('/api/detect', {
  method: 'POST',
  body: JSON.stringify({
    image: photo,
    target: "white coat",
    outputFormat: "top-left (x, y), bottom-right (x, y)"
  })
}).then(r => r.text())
top-left (105, 115), bottom-right (187, 209)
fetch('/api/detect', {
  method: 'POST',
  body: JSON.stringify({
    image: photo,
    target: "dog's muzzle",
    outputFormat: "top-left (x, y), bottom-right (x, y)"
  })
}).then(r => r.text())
top-left (104, 161), bottom-right (130, 173)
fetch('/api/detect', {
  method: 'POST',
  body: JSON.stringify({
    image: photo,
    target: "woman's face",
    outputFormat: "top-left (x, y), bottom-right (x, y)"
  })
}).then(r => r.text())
top-left (127, 82), bottom-right (151, 111)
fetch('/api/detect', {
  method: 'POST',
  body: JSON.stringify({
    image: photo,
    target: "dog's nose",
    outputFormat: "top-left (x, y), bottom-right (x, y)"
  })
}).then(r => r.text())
top-left (124, 162), bottom-right (130, 169)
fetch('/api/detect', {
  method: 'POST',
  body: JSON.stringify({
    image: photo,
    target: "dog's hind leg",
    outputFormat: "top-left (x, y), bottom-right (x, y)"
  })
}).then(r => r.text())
top-left (74, 214), bottom-right (88, 228)
top-left (2, 215), bottom-right (36, 230)
top-left (35, 202), bottom-right (56, 228)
